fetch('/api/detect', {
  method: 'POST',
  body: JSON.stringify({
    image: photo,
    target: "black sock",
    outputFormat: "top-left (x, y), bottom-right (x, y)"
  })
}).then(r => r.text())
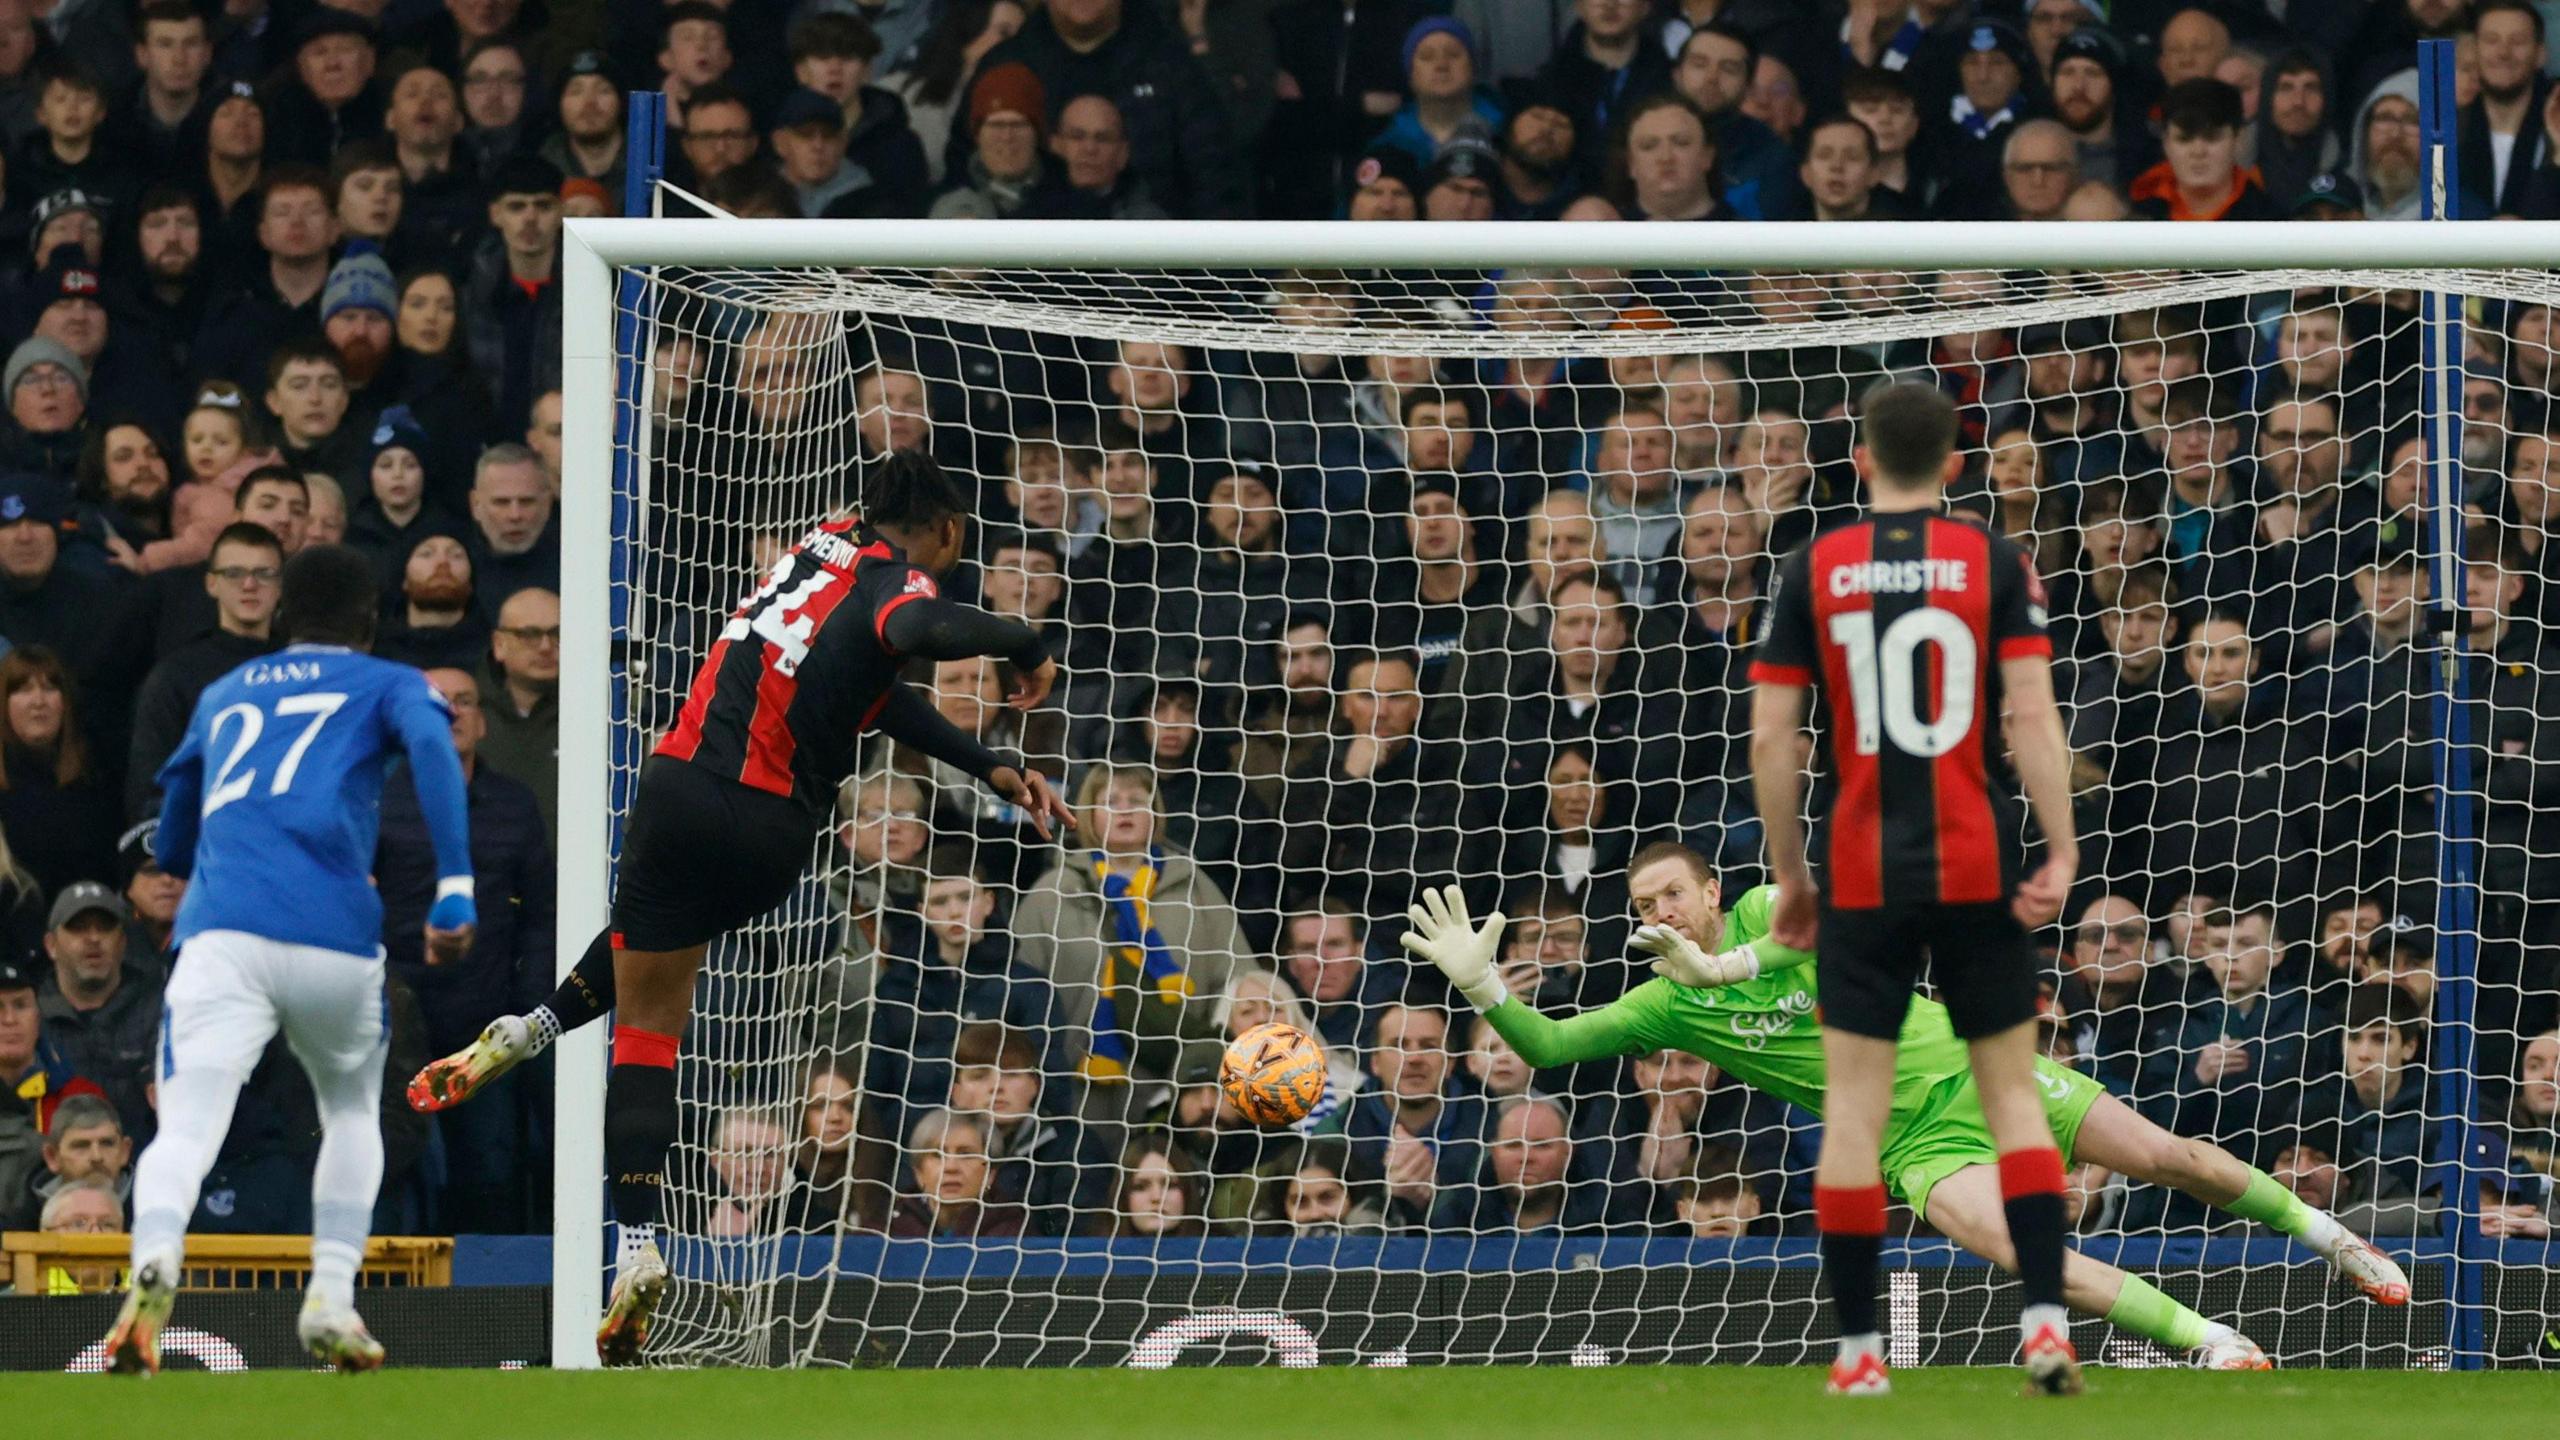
top-left (541, 929), bottom-right (619, 1034)
top-left (1821, 1232), bottom-right (1883, 1337)
top-left (2004, 1192), bottom-right (2068, 1311)
top-left (605, 1058), bottom-right (679, 1232)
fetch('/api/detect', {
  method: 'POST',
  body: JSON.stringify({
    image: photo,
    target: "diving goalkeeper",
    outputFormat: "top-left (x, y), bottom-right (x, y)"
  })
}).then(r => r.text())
top-left (1399, 841), bottom-right (2409, 1369)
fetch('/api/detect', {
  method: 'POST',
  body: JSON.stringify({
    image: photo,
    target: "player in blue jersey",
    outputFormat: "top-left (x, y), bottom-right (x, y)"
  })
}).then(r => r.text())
top-left (101, 547), bottom-right (479, 1375)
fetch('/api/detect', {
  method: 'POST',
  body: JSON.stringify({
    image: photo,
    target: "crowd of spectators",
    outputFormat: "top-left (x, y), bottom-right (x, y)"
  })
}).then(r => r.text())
top-left (11, 0), bottom-right (2560, 1259)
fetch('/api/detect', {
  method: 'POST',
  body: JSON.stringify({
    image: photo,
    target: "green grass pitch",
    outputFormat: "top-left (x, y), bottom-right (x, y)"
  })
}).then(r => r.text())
top-left (3, 1367), bottom-right (2548, 1439)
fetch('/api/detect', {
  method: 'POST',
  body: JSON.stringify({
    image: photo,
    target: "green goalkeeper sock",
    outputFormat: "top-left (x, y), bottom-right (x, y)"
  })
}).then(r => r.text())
top-left (2226, 1167), bottom-right (2342, 1249)
top-left (2106, 1274), bottom-right (2213, 1351)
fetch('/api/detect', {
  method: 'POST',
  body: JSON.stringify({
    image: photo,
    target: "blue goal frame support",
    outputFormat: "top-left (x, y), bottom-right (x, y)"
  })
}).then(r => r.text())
top-left (2415, 36), bottom-right (2487, 1370)
top-left (610, 94), bottom-right (668, 846)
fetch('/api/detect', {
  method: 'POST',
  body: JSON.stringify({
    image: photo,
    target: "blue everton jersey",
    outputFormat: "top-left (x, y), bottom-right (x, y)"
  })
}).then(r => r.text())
top-left (157, 644), bottom-right (475, 958)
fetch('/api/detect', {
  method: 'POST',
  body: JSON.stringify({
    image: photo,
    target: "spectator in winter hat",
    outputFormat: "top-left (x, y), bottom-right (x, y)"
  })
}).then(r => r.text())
top-left (1934, 19), bottom-right (2036, 219)
top-left (0, 482), bottom-right (114, 694)
top-left (28, 187), bottom-right (105, 267)
top-left (544, 49), bottom-right (627, 200)
top-left (559, 177), bottom-right (609, 219)
top-left (1372, 17), bottom-right (1503, 170)
top-left (1346, 144), bottom-right (1422, 221)
top-left (2251, 47), bottom-right (2338, 211)
top-left (321, 251), bottom-right (399, 401)
top-left (1421, 134), bottom-right (1498, 221)
top-left (932, 61), bottom-right (1047, 218)
top-left (267, 9), bottom-right (385, 167)
top-left (200, 81), bottom-right (265, 228)
top-left (2291, 170), bottom-right (2365, 222)
top-left (1496, 101), bottom-right (1580, 220)
top-left (2, 337), bottom-right (90, 482)
top-left (2049, 25), bottom-right (2155, 191)
top-left (768, 87), bottom-right (866, 218)
top-left (23, 251), bottom-right (107, 370)
top-left (374, 529), bottom-right (489, 672)
top-left (345, 404), bottom-right (455, 593)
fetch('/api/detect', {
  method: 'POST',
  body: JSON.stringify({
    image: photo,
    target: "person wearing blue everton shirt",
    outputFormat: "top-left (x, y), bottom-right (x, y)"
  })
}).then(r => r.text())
top-left (100, 545), bottom-right (477, 1376)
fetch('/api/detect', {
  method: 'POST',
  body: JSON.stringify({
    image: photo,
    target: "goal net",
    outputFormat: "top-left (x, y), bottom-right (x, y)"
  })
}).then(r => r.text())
top-left (563, 221), bottom-right (2560, 1370)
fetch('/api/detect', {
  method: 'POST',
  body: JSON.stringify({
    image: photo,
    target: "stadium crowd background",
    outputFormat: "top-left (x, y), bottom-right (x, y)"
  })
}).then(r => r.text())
top-left (4, 0), bottom-right (2560, 1265)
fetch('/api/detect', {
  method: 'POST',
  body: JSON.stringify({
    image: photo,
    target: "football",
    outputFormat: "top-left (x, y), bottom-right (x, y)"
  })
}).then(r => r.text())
top-left (1218, 1021), bottom-right (1327, 1127)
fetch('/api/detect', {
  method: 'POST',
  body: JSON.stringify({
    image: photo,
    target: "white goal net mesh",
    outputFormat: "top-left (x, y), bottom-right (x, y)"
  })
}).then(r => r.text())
top-left (603, 251), bottom-right (2560, 1369)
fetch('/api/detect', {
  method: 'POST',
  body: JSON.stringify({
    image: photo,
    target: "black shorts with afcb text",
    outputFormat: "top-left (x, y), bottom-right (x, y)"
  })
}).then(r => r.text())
top-left (1817, 899), bottom-right (2042, 1042)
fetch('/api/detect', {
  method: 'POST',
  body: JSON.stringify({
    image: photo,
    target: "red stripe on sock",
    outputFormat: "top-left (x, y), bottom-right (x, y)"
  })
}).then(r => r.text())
top-left (613, 1026), bottom-right (680, 1069)
top-left (1998, 1146), bottom-right (2067, 1198)
top-left (1815, 1184), bottom-right (1888, 1236)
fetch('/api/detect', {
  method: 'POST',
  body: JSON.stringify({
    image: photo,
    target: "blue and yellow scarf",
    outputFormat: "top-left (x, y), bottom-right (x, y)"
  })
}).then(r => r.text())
top-left (1079, 847), bottom-right (1192, 1080)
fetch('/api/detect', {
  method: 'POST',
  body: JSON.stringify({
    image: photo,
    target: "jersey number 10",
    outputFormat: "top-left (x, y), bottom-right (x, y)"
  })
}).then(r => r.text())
top-left (204, 692), bottom-right (350, 817)
top-left (1826, 611), bottom-right (1976, 758)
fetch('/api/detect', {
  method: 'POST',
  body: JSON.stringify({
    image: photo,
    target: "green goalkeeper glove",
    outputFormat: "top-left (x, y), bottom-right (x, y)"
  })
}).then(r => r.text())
top-left (1630, 923), bottom-right (1761, 988)
top-left (1400, 884), bottom-right (1510, 1012)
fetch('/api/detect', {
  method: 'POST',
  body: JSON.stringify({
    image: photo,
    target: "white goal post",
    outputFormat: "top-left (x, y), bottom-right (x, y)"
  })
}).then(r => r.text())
top-left (557, 217), bottom-right (2559, 1372)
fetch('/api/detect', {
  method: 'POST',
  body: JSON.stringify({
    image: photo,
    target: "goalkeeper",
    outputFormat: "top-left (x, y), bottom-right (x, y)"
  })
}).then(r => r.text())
top-left (1400, 841), bottom-right (2409, 1369)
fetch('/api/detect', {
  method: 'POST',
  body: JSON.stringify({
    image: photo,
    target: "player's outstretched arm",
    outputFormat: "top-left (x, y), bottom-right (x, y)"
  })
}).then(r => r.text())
top-left (1399, 883), bottom-right (1650, 1069)
top-left (881, 594), bottom-right (1046, 671)
top-left (868, 683), bottom-right (1072, 840)
top-left (392, 679), bottom-right (478, 963)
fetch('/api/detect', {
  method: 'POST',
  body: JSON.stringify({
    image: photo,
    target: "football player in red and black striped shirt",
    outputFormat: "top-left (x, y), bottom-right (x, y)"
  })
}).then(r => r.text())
top-left (1747, 383), bottom-right (2081, 1397)
top-left (409, 450), bottom-right (1071, 1363)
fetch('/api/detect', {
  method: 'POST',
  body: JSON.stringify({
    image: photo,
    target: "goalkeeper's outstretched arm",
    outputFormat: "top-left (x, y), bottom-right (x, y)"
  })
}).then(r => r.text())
top-left (1398, 884), bottom-right (1655, 1070)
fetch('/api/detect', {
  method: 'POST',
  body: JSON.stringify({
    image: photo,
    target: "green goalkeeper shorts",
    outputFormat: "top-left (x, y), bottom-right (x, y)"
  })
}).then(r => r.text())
top-left (1883, 1059), bottom-right (2107, 1221)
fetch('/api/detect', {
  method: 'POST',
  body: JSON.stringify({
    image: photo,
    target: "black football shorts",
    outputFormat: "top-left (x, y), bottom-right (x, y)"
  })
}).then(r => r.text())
top-left (610, 756), bottom-right (825, 952)
top-left (1817, 899), bottom-right (2042, 1042)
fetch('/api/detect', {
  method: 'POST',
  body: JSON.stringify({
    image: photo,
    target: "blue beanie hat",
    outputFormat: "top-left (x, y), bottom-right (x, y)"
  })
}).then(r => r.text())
top-left (1401, 17), bottom-right (1476, 78)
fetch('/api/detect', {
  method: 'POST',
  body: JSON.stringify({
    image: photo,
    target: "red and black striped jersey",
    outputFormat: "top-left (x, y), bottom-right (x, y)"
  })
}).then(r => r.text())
top-left (658, 517), bottom-right (940, 811)
top-left (1748, 511), bottom-right (2053, 910)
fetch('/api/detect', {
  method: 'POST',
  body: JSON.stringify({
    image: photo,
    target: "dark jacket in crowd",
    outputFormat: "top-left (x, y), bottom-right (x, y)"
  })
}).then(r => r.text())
top-left (0, 750), bottom-right (122, 896)
top-left (37, 959), bottom-right (163, 1146)
top-left (377, 757), bottom-right (555, 1052)
top-left (862, 914), bottom-right (1066, 1132)
top-left (124, 628), bottom-right (278, 819)
top-left (1280, 732), bottom-right (1474, 925)
top-left (462, 245), bottom-right (561, 434)
top-left (970, 6), bottom-right (1248, 219)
